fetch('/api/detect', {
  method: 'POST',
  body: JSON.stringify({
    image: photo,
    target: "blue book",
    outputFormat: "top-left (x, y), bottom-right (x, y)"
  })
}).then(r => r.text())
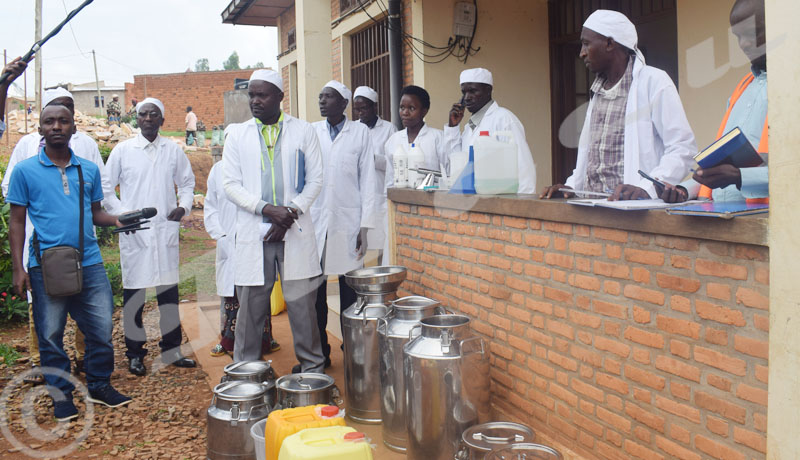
top-left (695, 127), bottom-right (764, 169)
top-left (666, 201), bottom-right (768, 219)
top-left (292, 149), bottom-right (305, 193)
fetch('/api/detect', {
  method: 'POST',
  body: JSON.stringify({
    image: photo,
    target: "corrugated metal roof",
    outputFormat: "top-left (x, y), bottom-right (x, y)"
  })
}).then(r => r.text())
top-left (220, 0), bottom-right (293, 27)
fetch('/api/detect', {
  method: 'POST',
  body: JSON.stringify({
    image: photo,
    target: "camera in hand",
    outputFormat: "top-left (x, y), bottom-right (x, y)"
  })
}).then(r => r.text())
top-left (114, 207), bottom-right (157, 234)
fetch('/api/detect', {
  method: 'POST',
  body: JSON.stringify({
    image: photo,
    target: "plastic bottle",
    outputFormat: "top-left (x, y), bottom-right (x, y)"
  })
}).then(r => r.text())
top-left (473, 130), bottom-right (518, 194)
top-left (447, 150), bottom-right (469, 189)
top-left (392, 144), bottom-right (408, 188)
top-left (407, 142), bottom-right (425, 188)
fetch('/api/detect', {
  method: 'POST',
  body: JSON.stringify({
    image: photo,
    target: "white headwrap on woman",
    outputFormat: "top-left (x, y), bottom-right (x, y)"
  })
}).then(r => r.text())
top-left (136, 97), bottom-right (166, 117)
top-left (583, 9), bottom-right (646, 64)
top-left (353, 86), bottom-right (378, 103)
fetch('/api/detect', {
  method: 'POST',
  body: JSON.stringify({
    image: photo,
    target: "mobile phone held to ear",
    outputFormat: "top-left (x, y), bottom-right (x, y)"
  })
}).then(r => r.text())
top-left (638, 169), bottom-right (666, 196)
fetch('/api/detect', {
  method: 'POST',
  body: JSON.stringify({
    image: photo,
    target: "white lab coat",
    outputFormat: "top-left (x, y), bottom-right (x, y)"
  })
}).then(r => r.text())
top-left (365, 117), bottom-right (397, 251)
top-left (565, 59), bottom-right (697, 197)
top-left (2, 131), bottom-right (107, 272)
top-left (311, 118), bottom-right (377, 275)
top-left (104, 134), bottom-right (195, 289)
top-left (204, 162), bottom-right (237, 297)
top-left (443, 101), bottom-right (537, 194)
top-left (222, 115), bottom-right (323, 284)
top-left (384, 123), bottom-right (450, 189)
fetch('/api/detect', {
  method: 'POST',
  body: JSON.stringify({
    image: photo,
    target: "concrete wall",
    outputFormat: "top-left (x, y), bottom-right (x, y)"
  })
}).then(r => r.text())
top-left (223, 89), bottom-right (252, 127)
top-left (418, 0), bottom-right (552, 193)
top-left (70, 89), bottom-right (125, 118)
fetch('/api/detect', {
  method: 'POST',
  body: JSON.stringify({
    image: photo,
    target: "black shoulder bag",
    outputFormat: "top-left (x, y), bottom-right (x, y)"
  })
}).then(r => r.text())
top-left (33, 163), bottom-right (84, 297)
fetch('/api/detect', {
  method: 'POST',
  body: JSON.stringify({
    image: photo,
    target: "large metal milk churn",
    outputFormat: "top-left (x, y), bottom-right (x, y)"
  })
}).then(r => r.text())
top-left (342, 265), bottom-right (407, 424)
top-left (404, 314), bottom-right (491, 460)
top-left (378, 296), bottom-right (444, 452)
top-left (207, 381), bottom-right (272, 460)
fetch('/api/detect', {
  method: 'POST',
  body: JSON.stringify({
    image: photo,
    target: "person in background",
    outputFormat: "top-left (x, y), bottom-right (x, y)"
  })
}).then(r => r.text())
top-left (0, 57), bottom-right (27, 140)
top-left (104, 97), bottom-right (197, 376)
top-left (352, 85), bottom-right (397, 264)
top-left (660, 0), bottom-right (768, 203)
top-left (222, 69), bottom-right (325, 372)
top-left (445, 68), bottom-right (537, 194)
top-left (540, 9), bottom-right (696, 201)
top-left (8, 103), bottom-right (131, 421)
top-left (311, 80), bottom-right (377, 369)
top-left (204, 159), bottom-right (280, 357)
top-left (384, 85), bottom-right (449, 254)
top-left (2, 87), bottom-right (106, 385)
top-left (185, 106), bottom-right (198, 145)
top-left (107, 94), bottom-right (122, 126)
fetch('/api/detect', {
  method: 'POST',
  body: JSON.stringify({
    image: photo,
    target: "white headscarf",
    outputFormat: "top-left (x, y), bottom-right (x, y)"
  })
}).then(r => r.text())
top-left (353, 86), bottom-right (378, 103)
top-left (42, 87), bottom-right (73, 108)
top-left (583, 9), bottom-right (646, 64)
top-left (249, 69), bottom-right (283, 91)
top-left (136, 97), bottom-right (166, 117)
top-left (459, 68), bottom-right (493, 86)
top-left (323, 80), bottom-right (352, 102)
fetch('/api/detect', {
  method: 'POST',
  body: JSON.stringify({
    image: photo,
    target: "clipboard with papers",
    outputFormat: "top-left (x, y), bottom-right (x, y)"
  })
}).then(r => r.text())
top-left (291, 148), bottom-right (305, 193)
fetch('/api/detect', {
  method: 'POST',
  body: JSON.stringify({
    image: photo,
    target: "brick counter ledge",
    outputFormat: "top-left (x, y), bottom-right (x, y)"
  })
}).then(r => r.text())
top-left (388, 189), bottom-right (768, 460)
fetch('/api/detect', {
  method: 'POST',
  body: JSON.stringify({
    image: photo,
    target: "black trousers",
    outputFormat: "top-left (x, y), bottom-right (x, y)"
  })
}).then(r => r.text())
top-left (122, 284), bottom-right (182, 360)
top-left (314, 275), bottom-right (357, 360)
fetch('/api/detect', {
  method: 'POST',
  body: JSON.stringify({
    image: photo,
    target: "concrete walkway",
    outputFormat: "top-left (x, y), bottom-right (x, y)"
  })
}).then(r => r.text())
top-left (179, 279), bottom-right (406, 460)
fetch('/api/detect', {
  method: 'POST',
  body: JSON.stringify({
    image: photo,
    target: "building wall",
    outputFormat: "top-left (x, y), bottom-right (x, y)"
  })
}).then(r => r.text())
top-left (279, 5), bottom-right (296, 53)
top-left (70, 89), bottom-right (125, 118)
top-left (126, 69), bottom-right (257, 131)
top-left (418, 0), bottom-right (552, 192)
top-left (393, 202), bottom-right (769, 460)
top-left (676, 0), bottom-right (747, 149)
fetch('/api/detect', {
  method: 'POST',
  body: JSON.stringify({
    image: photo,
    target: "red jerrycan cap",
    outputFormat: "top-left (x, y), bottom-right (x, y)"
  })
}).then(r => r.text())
top-left (343, 432), bottom-right (366, 441)
top-left (479, 131), bottom-right (490, 136)
top-left (320, 405), bottom-right (339, 417)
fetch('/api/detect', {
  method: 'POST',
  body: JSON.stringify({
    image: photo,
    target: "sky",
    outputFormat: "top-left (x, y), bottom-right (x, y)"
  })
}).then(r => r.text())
top-left (0, 0), bottom-right (279, 95)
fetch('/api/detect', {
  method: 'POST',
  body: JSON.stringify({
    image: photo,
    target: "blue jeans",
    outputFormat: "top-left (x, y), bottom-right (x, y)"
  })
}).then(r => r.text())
top-left (30, 263), bottom-right (115, 394)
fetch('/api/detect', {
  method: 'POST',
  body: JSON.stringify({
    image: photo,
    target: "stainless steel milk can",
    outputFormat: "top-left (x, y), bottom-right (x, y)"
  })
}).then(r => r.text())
top-left (456, 422), bottom-right (536, 459)
top-left (378, 295), bottom-right (444, 452)
top-left (342, 265), bottom-right (407, 424)
top-left (404, 314), bottom-right (491, 460)
top-left (484, 443), bottom-right (563, 460)
top-left (207, 381), bottom-right (272, 460)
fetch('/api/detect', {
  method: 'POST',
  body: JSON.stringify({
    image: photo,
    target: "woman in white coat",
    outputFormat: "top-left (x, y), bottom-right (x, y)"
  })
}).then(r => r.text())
top-left (204, 161), bottom-right (279, 356)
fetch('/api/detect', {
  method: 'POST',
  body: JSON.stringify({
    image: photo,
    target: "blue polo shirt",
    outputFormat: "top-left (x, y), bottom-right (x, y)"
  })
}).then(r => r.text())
top-left (6, 147), bottom-right (104, 269)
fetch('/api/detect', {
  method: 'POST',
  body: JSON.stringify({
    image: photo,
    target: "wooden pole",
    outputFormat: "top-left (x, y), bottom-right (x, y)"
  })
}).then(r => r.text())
top-left (4, 50), bottom-right (8, 146)
top-left (24, 67), bottom-right (28, 134)
top-left (92, 50), bottom-right (102, 117)
top-left (34, 0), bottom-right (42, 112)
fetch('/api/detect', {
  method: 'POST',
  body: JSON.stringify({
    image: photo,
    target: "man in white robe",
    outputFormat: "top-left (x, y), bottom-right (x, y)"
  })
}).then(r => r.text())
top-left (104, 97), bottom-right (197, 376)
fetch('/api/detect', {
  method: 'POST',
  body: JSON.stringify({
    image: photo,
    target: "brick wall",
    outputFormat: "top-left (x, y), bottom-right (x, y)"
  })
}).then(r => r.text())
top-left (126, 69), bottom-right (258, 131)
top-left (332, 36), bottom-right (343, 82)
top-left (281, 65), bottom-right (291, 115)
top-left (401, 0), bottom-right (413, 86)
top-left (279, 5), bottom-right (296, 53)
top-left (394, 203), bottom-right (769, 460)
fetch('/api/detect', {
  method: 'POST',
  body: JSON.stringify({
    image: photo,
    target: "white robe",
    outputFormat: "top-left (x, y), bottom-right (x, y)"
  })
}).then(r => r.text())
top-left (2, 131), bottom-right (107, 272)
top-left (566, 59), bottom-right (697, 197)
top-left (222, 115), bottom-right (323, 284)
top-left (104, 134), bottom-right (195, 289)
top-left (365, 117), bottom-right (397, 251)
top-left (204, 162), bottom-right (237, 297)
top-left (443, 101), bottom-right (537, 194)
top-left (310, 118), bottom-right (377, 276)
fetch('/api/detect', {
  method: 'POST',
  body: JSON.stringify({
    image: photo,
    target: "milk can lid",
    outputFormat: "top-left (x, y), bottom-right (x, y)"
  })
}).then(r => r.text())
top-left (223, 360), bottom-right (273, 376)
top-left (212, 381), bottom-right (268, 400)
top-left (276, 373), bottom-right (334, 392)
top-left (485, 443), bottom-right (563, 460)
top-left (462, 422), bottom-right (536, 452)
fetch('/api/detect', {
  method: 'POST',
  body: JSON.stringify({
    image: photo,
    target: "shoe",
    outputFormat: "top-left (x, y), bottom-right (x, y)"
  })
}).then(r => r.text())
top-left (270, 340), bottom-right (281, 352)
top-left (53, 395), bottom-right (79, 422)
top-left (291, 364), bottom-right (302, 374)
top-left (128, 357), bottom-right (146, 376)
top-left (73, 358), bottom-right (84, 375)
top-left (324, 356), bottom-right (332, 369)
top-left (24, 366), bottom-right (45, 385)
top-left (210, 344), bottom-right (228, 357)
top-left (170, 356), bottom-right (197, 368)
top-left (88, 385), bottom-right (132, 408)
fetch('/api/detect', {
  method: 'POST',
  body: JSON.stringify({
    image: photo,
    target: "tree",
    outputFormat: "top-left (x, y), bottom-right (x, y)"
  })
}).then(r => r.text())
top-left (223, 51), bottom-right (240, 70)
top-left (253, 61), bottom-right (264, 68)
top-left (195, 58), bottom-right (210, 72)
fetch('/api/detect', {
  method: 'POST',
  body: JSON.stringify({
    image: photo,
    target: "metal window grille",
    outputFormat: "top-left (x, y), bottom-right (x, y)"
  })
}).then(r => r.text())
top-left (287, 27), bottom-right (296, 49)
top-left (350, 17), bottom-right (391, 120)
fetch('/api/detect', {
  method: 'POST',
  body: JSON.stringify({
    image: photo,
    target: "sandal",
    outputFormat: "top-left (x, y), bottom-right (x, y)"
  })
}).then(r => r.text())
top-left (24, 366), bottom-right (45, 385)
top-left (268, 340), bottom-right (281, 353)
top-left (209, 344), bottom-right (229, 357)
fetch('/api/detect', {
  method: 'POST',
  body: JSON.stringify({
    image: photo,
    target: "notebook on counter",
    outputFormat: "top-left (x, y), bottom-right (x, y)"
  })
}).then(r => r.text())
top-left (695, 127), bottom-right (764, 169)
top-left (666, 201), bottom-right (768, 219)
top-left (568, 198), bottom-right (705, 211)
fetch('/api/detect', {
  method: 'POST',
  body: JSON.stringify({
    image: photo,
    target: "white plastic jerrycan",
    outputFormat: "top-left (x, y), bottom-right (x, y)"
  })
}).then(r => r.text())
top-left (473, 130), bottom-right (518, 194)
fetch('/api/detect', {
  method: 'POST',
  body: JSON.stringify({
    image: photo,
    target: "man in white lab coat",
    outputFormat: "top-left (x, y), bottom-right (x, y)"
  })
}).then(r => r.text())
top-left (540, 10), bottom-right (696, 201)
top-left (445, 68), bottom-right (537, 194)
top-left (223, 70), bottom-right (326, 372)
top-left (311, 80), bottom-right (377, 367)
top-left (352, 86), bottom-right (397, 264)
top-left (2, 87), bottom-right (103, 384)
top-left (104, 98), bottom-right (197, 376)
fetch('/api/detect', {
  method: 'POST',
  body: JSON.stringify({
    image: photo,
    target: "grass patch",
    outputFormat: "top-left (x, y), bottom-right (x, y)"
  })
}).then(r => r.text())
top-left (159, 130), bottom-right (211, 139)
top-left (0, 343), bottom-right (22, 366)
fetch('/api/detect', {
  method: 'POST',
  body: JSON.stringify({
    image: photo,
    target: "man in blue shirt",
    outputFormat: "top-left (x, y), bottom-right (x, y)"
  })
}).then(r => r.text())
top-left (7, 103), bottom-right (131, 421)
top-left (0, 57), bottom-right (27, 139)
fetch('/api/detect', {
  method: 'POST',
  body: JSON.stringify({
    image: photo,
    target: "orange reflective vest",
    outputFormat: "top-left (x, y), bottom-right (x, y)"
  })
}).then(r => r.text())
top-left (699, 73), bottom-right (768, 203)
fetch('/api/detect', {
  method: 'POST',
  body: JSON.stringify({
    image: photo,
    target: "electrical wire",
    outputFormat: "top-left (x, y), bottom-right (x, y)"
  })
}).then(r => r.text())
top-left (61, 0), bottom-right (90, 58)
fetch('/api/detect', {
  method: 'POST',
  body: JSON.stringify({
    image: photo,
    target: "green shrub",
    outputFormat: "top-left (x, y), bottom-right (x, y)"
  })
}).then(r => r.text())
top-left (104, 261), bottom-right (124, 307)
top-left (0, 165), bottom-right (29, 321)
top-left (99, 144), bottom-right (113, 163)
